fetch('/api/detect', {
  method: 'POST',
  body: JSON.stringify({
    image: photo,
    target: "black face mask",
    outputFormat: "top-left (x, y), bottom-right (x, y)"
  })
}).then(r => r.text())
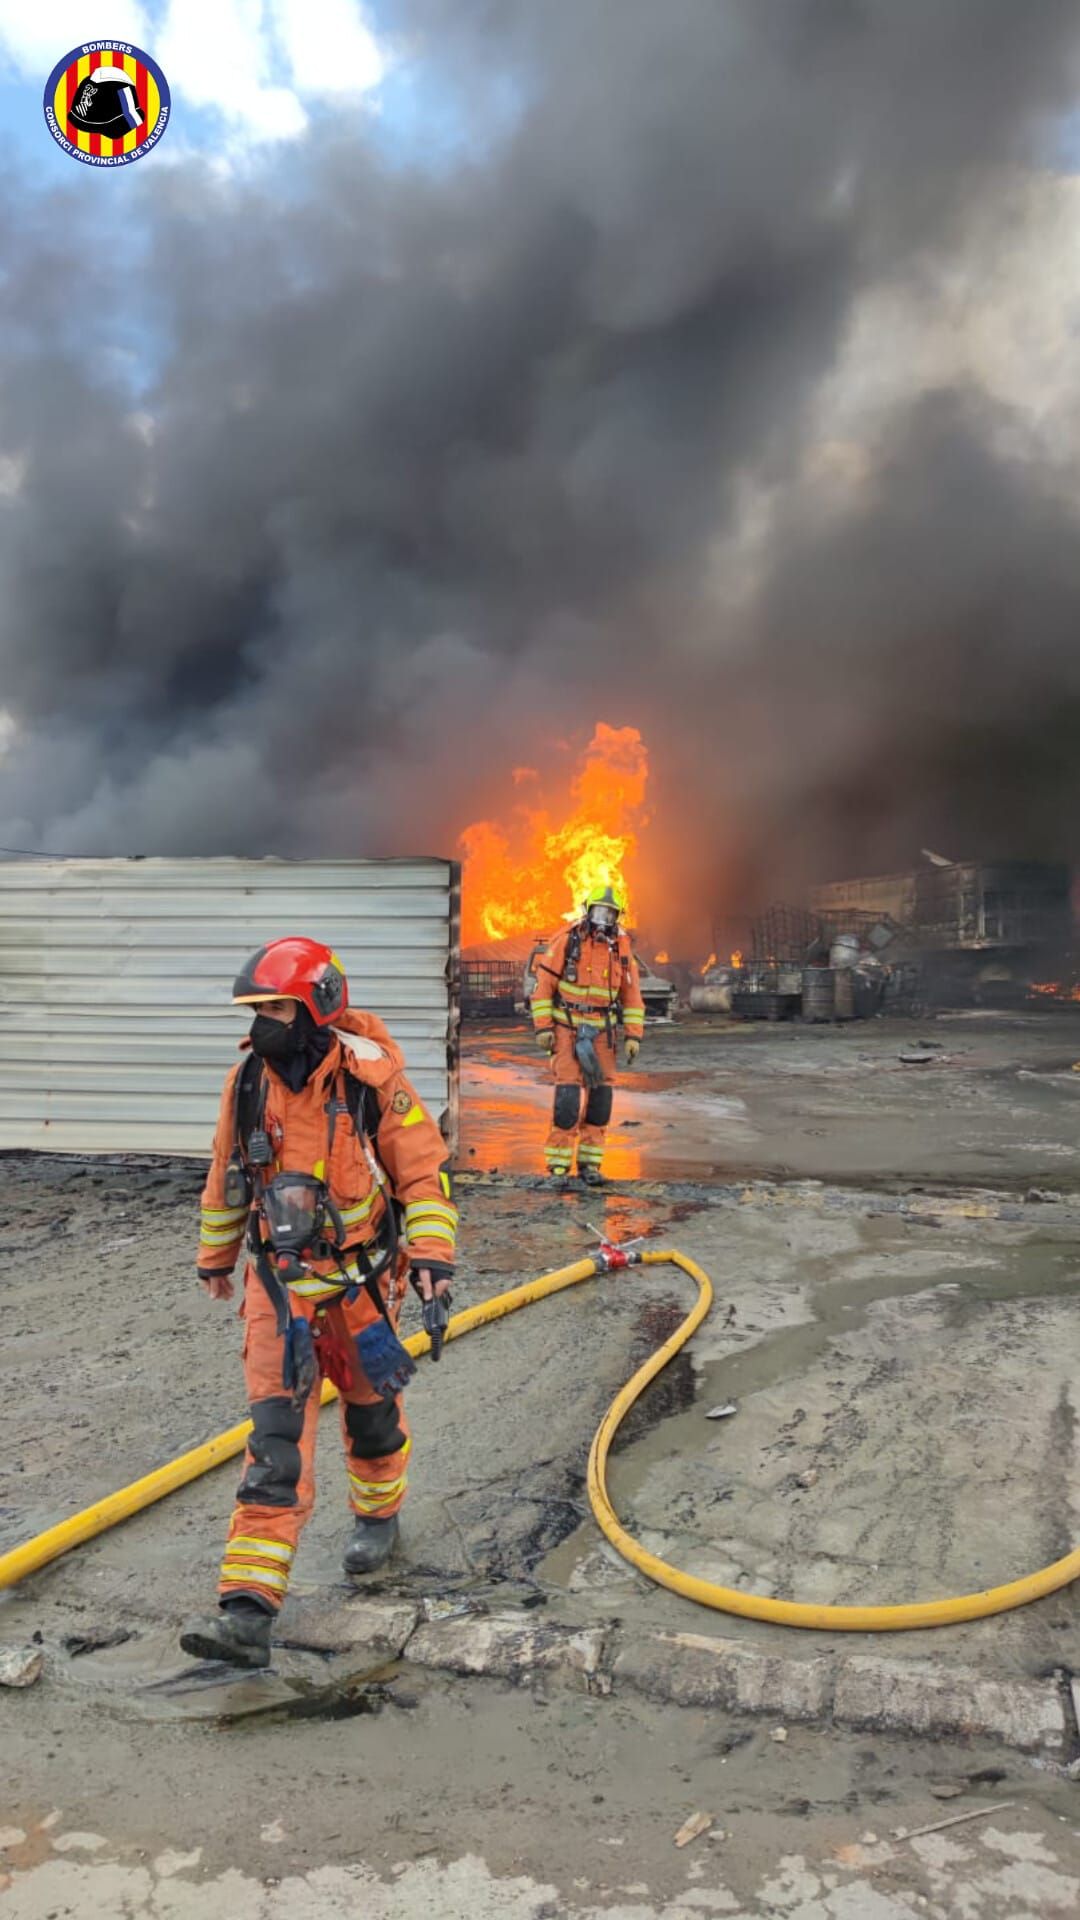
top-left (249, 1003), bottom-right (335, 1091)
top-left (249, 1013), bottom-right (302, 1063)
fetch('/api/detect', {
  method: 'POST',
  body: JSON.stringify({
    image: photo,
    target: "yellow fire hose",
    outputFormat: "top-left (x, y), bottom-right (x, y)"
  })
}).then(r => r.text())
top-left (3, 1245), bottom-right (1080, 1631)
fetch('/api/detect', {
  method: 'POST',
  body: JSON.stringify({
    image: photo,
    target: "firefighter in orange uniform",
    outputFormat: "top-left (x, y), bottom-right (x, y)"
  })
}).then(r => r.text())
top-left (531, 884), bottom-right (644, 1185)
top-left (180, 937), bottom-right (457, 1670)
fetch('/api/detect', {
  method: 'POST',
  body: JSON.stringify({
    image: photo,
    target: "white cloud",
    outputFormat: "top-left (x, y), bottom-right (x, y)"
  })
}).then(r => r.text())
top-left (0, 0), bottom-right (385, 148)
top-left (0, 0), bottom-right (151, 76)
top-left (272, 0), bottom-right (384, 96)
top-left (158, 0), bottom-right (384, 146)
top-left (158, 0), bottom-right (307, 143)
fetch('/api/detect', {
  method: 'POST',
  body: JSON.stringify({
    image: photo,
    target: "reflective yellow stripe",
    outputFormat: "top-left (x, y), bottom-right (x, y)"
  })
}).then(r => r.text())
top-left (348, 1437), bottom-right (410, 1509)
top-left (340, 1195), bottom-right (377, 1225)
top-left (200, 1226), bottom-right (245, 1247)
top-left (349, 1475), bottom-right (408, 1510)
top-left (286, 1244), bottom-right (398, 1299)
top-left (227, 1537), bottom-right (294, 1564)
top-left (348, 1437), bottom-right (410, 1485)
top-left (219, 1564), bottom-right (289, 1592)
top-left (405, 1200), bottom-right (458, 1225)
top-left (531, 999), bottom-right (554, 1013)
top-left (202, 1207), bottom-right (249, 1225)
top-left (623, 1010), bottom-right (645, 1025)
top-left (347, 1465), bottom-right (409, 1495)
top-left (405, 1214), bottom-right (458, 1240)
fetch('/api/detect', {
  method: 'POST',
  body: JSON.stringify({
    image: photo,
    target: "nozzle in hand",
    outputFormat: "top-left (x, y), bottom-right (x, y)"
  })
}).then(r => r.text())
top-left (422, 1291), bottom-right (452, 1361)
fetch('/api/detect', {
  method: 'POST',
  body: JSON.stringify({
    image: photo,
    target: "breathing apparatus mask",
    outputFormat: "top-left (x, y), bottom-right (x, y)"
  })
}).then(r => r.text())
top-left (260, 1173), bottom-right (347, 1285)
top-left (587, 903), bottom-right (619, 935)
top-left (229, 1035), bottom-right (414, 1404)
top-left (254, 1157), bottom-right (413, 1406)
top-left (255, 1169), bottom-right (413, 1405)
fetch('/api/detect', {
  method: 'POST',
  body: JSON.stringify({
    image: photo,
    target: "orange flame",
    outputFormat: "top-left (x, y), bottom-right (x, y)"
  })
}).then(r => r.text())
top-left (460, 724), bottom-right (648, 945)
top-left (700, 952), bottom-right (717, 975)
top-left (731, 949), bottom-right (743, 969)
top-left (1031, 981), bottom-right (1080, 1002)
top-left (654, 950), bottom-right (670, 965)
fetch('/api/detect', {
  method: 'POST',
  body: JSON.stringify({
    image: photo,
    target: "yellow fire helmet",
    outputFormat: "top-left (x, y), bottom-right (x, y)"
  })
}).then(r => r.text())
top-left (583, 883), bottom-right (625, 914)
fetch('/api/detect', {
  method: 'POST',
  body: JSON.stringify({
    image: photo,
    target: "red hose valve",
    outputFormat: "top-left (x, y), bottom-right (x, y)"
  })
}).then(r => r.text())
top-left (597, 1242), bottom-right (636, 1271)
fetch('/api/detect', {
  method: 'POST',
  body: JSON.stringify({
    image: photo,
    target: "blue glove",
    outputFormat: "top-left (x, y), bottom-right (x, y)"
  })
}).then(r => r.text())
top-left (356, 1320), bottom-right (417, 1401)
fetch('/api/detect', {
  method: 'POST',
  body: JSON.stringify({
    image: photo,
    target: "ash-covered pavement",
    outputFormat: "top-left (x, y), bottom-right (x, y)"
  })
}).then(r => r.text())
top-left (3, 1009), bottom-right (1080, 1914)
top-left (462, 1008), bottom-right (1080, 1187)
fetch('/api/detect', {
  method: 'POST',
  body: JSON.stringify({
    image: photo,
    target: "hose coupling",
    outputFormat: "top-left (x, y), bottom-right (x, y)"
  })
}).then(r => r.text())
top-left (595, 1240), bottom-right (643, 1272)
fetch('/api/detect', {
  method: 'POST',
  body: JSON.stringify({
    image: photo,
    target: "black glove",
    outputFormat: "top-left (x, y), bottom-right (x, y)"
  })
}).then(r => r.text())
top-left (408, 1260), bottom-right (455, 1297)
top-left (409, 1262), bottom-right (455, 1361)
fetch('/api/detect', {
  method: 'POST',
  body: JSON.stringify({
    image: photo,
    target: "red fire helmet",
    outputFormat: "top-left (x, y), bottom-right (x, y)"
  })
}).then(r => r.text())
top-left (232, 936), bottom-right (348, 1027)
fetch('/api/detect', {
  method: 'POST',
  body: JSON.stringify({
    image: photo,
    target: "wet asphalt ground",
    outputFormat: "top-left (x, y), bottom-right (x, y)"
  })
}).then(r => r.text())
top-left (2, 1007), bottom-right (1080, 1915)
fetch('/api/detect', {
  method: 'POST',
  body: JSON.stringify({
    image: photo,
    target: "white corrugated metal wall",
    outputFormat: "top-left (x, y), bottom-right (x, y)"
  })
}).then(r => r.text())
top-left (0, 857), bottom-right (460, 1155)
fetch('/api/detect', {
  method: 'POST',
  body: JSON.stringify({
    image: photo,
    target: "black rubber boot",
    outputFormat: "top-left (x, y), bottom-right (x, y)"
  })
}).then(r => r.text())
top-left (179, 1598), bottom-right (273, 1670)
top-left (579, 1166), bottom-right (605, 1187)
top-left (343, 1513), bottom-right (400, 1576)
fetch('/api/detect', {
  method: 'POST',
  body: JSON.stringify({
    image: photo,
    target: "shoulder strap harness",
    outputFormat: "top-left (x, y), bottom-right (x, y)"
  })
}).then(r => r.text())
top-left (231, 1055), bottom-right (398, 1335)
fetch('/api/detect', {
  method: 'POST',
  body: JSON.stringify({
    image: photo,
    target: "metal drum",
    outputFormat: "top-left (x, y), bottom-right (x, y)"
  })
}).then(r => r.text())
top-left (830, 934), bottom-right (860, 970)
top-left (802, 967), bottom-right (835, 1022)
top-left (833, 968), bottom-right (855, 1020)
top-left (689, 983), bottom-right (733, 1014)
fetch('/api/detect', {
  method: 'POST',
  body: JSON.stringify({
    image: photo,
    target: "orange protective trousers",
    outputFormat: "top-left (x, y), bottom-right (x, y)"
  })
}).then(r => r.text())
top-left (544, 1023), bottom-right (617, 1177)
top-left (218, 1259), bottom-right (411, 1612)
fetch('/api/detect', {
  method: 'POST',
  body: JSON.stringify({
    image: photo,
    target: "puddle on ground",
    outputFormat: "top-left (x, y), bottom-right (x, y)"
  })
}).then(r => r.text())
top-left (615, 1226), bottom-right (1078, 1500)
top-left (459, 1045), bottom-right (751, 1182)
top-left (539, 1220), bottom-right (1080, 1593)
top-left (611, 1298), bottom-right (697, 1453)
top-left (59, 1625), bottom-right (418, 1726)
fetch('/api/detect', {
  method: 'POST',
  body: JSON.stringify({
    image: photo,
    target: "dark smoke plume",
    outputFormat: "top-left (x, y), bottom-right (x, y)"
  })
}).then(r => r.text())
top-left (2, 0), bottom-right (1080, 942)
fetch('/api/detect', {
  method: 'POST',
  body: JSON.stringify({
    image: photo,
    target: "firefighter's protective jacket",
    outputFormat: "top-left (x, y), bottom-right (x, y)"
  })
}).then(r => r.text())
top-left (531, 924), bottom-right (645, 1040)
top-left (197, 1007), bottom-right (456, 1288)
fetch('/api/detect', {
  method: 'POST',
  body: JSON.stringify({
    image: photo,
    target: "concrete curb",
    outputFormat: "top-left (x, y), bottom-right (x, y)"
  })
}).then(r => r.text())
top-left (393, 1612), bottom-right (1069, 1758)
top-left (833, 1652), bottom-right (1066, 1754)
top-left (31, 1589), bottom-right (1072, 1757)
top-left (406, 1611), bottom-right (607, 1681)
top-left (613, 1628), bottom-right (832, 1720)
top-left (280, 1595), bottom-right (420, 1661)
